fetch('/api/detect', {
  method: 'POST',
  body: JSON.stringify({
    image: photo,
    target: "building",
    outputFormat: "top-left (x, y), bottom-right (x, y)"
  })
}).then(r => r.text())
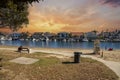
top-left (31, 32), bottom-right (43, 39)
top-left (85, 31), bottom-right (97, 40)
top-left (10, 33), bottom-right (21, 40)
top-left (57, 32), bottom-right (71, 39)
top-left (71, 32), bottom-right (84, 37)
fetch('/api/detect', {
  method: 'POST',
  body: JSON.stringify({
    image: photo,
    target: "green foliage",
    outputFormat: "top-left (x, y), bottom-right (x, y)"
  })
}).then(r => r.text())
top-left (0, 0), bottom-right (42, 31)
top-left (0, 0), bottom-right (43, 8)
top-left (0, 2), bottom-right (29, 31)
top-left (34, 57), bottom-right (60, 66)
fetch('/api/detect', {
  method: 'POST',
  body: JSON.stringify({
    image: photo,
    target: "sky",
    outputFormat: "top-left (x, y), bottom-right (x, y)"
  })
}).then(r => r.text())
top-left (1, 0), bottom-right (120, 33)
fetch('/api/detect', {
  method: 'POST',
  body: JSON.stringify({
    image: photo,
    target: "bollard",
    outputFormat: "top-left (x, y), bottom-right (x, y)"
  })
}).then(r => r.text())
top-left (0, 58), bottom-right (2, 70)
top-left (101, 51), bottom-right (104, 57)
top-left (74, 52), bottom-right (82, 63)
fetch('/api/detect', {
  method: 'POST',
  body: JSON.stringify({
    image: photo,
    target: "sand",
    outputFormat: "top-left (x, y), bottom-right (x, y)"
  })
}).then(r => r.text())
top-left (0, 45), bottom-right (120, 62)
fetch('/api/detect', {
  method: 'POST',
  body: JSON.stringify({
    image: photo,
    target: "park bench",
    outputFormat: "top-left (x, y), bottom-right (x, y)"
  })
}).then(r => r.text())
top-left (18, 46), bottom-right (30, 53)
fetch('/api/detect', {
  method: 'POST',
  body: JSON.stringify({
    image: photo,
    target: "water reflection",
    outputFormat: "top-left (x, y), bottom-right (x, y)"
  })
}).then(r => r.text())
top-left (0, 40), bottom-right (120, 49)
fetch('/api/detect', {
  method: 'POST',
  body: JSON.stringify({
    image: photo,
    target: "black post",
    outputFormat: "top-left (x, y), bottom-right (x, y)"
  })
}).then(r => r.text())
top-left (0, 58), bottom-right (2, 70)
top-left (74, 52), bottom-right (82, 63)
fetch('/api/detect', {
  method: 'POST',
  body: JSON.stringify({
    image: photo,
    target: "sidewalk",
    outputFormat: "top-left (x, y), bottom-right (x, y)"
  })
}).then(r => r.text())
top-left (82, 55), bottom-right (120, 79)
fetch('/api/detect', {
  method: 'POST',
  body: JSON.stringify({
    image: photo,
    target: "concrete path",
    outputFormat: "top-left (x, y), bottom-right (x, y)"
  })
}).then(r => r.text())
top-left (82, 55), bottom-right (120, 79)
top-left (0, 48), bottom-right (120, 79)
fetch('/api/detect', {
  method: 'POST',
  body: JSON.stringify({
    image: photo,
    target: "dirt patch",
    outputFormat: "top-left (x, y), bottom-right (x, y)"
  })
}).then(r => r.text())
top-left (102, 50), bottom-right (120, 62)
top-left (45, 54), bottom-right (69, 59)
top-left (9, 57), bottom-right (39, 64)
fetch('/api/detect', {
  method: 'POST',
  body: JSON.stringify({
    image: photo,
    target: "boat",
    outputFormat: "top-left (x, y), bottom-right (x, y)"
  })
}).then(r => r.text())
top-left (46, 37), bottom-right (49, 41)
top-left (82, 34), bottom-right (88, 42)
top-left (54, 39), bottom-right (57, 42)
top-left (63, 39), bottom-right (66, 42)
top-left (82, 38), bottom-right (88, 42)
top-left (32, 38), bottom-right (36, 41)
top-left (0, 37), bottom-right (6, 40)
top-left (7, 37), bottom-right (12, 41)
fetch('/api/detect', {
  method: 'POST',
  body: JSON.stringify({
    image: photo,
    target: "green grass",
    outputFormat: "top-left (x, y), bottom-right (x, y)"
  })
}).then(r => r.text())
top-left (0, 50), bottom-right (119, 80)
top-left (34, 57), bottom-right (60, 66)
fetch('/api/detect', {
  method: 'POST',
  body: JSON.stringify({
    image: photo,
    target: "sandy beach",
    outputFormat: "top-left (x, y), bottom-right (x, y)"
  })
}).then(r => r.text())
top-left (0, 45), bottom-right (120, 62)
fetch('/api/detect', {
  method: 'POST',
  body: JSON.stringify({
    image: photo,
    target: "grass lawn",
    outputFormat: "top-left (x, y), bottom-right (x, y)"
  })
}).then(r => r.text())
top-left (0, 50), bottom-right (118, 80)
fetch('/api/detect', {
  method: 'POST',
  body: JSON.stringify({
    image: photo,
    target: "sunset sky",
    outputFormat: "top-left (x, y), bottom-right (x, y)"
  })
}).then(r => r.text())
top-left (1, 0), bottom-right (120, 33)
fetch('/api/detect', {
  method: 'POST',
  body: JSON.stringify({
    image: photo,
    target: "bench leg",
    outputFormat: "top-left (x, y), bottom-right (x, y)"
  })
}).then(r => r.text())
top-left (28, 50), bottom-right (29, 53)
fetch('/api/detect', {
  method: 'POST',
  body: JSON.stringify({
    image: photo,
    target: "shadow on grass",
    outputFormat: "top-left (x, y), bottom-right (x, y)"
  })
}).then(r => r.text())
top-left (62, 61), bottom-right (79, 64)
top-left (14, 51), bottom-right (19, 52)
top-left (82, 53), bottom-right (95, 55)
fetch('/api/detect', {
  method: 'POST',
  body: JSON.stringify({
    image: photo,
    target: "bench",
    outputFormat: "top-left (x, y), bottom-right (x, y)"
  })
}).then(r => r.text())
top-left (18, 46), bottom-right (30, 53)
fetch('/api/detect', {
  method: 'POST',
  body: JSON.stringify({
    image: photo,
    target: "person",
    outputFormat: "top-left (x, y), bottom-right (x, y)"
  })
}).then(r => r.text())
top-left (18, 46), bottom-right (23, 52)
top-left (108, 48), bottom-right (113, 51)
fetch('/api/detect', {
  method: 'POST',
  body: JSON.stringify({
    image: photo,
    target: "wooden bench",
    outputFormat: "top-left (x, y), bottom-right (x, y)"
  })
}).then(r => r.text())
top-left (18, 46), bottom-right (30, 53)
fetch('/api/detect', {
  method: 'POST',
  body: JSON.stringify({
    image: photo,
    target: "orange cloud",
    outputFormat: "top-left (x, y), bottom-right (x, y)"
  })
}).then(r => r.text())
top-left (1, 0), bottom-right (120, 33)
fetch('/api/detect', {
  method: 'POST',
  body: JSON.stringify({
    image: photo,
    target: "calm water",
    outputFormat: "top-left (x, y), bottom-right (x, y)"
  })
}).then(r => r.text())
top-left (0, 40), bottom-right (120, 49)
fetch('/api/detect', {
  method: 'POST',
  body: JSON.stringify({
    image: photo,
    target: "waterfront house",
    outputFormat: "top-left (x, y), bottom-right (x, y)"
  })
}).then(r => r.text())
top-left (42, 32), bottom-right (54, 41)
top-left (86, 31), bottom-right (97, 41)
top-left (57, 32), bottom-right (71, 41)
top-left (20, 32), bottom-right (30, 40)
top-left (10, 33), bottom-right (21, 40)
top-left (31, 32), bottom-right (43, 40)
top-left (71, 32), bottom-right (83, 37)
top-left (71, 32), bottom-right (84, 41)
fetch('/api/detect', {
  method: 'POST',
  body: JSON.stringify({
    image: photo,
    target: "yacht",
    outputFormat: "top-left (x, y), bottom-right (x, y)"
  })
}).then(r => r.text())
top-left (82, 38), bottom-right (88, 42)
top-left (7, 37), bottom-right (12, 41)
top-left (32, 38), bottom-right (36, 41)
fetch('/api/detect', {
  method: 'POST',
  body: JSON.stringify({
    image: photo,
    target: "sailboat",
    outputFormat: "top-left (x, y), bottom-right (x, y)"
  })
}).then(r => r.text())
top-left (82, 34), bottom-right (88, 42)
top-left (82, 38), bottom-right (88, 42)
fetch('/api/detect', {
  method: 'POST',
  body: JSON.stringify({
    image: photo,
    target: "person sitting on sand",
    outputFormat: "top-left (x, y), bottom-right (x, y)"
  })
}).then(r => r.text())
top-left (108, 48), bottom-right (113, 51)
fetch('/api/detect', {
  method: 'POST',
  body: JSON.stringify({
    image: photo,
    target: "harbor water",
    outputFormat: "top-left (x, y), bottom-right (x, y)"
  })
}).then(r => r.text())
top-left (0, 40), bottom-right (120, 49)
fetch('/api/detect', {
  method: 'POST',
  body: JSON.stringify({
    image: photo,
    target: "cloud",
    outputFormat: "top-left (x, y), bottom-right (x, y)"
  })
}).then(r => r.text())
top-left (23, 0), bottom-right (120, 33)
top-left (101, 0), bottom-right (120, 7)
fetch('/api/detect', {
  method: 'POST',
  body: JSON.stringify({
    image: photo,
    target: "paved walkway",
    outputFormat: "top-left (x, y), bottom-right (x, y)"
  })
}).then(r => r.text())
top-left (0, 48), bottom-right (120, 79)
top-left (82, 55), bottom-right (120, 79)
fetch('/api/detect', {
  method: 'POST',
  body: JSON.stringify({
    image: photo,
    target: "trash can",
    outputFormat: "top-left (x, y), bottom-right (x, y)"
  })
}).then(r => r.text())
top-left (74, 52), bottom-right (82, 63)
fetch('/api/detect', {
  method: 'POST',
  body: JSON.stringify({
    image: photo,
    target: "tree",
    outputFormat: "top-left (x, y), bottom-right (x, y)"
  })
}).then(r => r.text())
top-left (0, 1), bottom-right (29, 31)
top-left (0, 0), bottom-right (43, 31)
top-left (0, 0), bottom-right (43, 8)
